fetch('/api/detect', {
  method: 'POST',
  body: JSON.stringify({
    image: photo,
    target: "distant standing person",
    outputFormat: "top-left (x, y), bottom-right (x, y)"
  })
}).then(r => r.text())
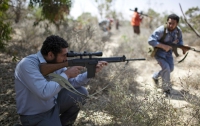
top-left (99, 19), bottom-right (113, 32)
top-left (131, 7), bottom-right (143, 35)
top-left (115, 19), bottom-right (120, 30)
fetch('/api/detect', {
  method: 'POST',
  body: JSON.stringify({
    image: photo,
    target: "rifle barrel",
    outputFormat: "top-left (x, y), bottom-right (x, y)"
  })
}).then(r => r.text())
top-left (126, 58), bottom-right (146, 61)
top-left (99, 56), bottom-right (126, 62)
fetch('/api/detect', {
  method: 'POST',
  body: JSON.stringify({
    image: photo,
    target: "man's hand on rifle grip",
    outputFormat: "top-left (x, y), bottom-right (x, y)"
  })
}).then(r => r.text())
top-left (156, 43), bottom-right (172, 52)
top-left (64, 66), bottom-right (84, 78)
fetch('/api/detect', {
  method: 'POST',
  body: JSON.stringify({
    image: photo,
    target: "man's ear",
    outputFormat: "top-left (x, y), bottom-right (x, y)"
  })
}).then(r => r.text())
top-left (47, 51), bottom-right (55, 59)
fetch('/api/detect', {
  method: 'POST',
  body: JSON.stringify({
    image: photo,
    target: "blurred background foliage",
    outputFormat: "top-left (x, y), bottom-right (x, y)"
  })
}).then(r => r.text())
top-left (1, 0), bottom-right (199, 50)
top-left (0, 0), bottom-right (12, 49)
top-left (181, 7), bottom-right (200, 33)
top-left (29, 0), bottom-right (71, 21)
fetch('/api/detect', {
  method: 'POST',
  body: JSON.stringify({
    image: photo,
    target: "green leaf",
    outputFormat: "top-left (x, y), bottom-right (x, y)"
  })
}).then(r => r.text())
top-left (48, 73), bottom-right (89, 97)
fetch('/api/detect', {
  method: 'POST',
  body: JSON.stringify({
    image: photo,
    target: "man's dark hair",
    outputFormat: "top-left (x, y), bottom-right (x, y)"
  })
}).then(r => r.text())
top-left (167, 14), bottom-right (179, 23)
top-left (41, 35), bottom-right (68, 56)
top-left (134, 7), bottom-right (138, 12)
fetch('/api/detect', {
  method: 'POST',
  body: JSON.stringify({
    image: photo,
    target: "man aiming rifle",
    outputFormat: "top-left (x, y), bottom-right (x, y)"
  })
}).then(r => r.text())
top-left (40, 51), bottom-right (145, 78)
top-left (14, 35), bottom-right (108, 126)
top-left (14, 35), bottom-right (145, 126)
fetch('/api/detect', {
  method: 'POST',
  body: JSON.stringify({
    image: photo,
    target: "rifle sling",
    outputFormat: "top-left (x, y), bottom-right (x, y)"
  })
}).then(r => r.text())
top-left (190, 47), bottom-right (200, 52)
top-left (178, 51), bottom-right (189, 63)
top-left (177, 47), bottom-right (200, 63)
top-left (150, 24), bottom-right (167, 57)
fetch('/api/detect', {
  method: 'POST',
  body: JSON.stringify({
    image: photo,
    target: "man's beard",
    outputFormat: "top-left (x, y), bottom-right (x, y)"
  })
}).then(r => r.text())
top-left (168, 26), bottom-right (177, 31)
top-left (168, 28), bottom-right (174, 31)
top-left (46, 57), bottom-right (57, 64)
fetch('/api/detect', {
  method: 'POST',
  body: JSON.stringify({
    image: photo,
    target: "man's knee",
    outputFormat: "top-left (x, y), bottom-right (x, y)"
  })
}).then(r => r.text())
top-left (162, 64), bottom-right (171, 73)
top-left (77, 86), bottom-right (89, 96)
top-left (74, 87), bottom-right (88, 105)
top-left (165, 64), bottom-right (174, 72)
top-left (170, 67), bottom-right (174, 72)
top-left (169, 64), bottom-right (174, 72)
top-left (58, 87), bottom-right (88, 105)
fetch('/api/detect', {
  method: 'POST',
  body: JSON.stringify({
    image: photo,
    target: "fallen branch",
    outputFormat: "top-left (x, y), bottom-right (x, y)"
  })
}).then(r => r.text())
top-left (179, 3), bottom-right (200, 37)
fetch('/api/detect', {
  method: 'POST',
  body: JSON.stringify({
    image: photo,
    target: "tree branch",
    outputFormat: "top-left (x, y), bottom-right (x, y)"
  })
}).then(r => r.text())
top-left (179, 3), bottom-right (200, 37)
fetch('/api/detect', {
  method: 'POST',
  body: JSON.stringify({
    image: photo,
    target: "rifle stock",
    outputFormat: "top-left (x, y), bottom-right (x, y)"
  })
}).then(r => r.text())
top-left (40, 52), bottom-right (146, 78)
top-left (40, 62), bottom-right (69, 76)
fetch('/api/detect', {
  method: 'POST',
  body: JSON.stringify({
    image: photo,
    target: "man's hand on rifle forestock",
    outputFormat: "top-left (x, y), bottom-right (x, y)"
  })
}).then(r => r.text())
top-left (95, 61), bottom-right (108, 73)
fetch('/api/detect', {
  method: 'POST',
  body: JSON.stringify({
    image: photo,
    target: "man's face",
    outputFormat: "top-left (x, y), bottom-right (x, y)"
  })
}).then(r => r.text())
top-left (46, 48), bottom-right (68, 63)
top-left (167, 18), bottom-right (178, 31)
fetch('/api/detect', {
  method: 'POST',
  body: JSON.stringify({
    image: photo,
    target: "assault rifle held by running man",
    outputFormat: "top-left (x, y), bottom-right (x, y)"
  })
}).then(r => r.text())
top-left (40, 51), bottom-right (146, 78)
top-left (151, 42), bottom-right (200, 57)
top-left (150, 42), bottom-right (200, 62)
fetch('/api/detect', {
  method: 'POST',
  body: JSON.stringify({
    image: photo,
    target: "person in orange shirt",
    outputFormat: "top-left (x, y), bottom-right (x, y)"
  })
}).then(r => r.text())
top-left (131, 8), bottom-right (143, 35)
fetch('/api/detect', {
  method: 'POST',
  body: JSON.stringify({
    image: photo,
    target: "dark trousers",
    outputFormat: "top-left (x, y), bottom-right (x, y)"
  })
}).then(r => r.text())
top-left (20, 87), bottom-right (88, 126)
top-left (133, 26), bottom-right (140, 35)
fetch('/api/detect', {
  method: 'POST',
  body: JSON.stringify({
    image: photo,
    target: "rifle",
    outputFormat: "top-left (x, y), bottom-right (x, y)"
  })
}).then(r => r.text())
top-left (160, 42), bottom-right (200, 57)
top-left (151, 42), bottom-right (200, 63)
top-left (129, 9), bottom-right (149, 17)
top-left (40, 51), bottom-right (146, 78)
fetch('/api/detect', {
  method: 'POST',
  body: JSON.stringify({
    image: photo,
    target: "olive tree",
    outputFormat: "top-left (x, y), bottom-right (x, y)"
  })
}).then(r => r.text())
top-left (0, 0), bottom-right (12, 49)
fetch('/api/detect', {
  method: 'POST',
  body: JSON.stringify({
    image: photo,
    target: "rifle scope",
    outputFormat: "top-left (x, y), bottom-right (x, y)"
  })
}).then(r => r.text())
top-left (67, 51), bottom-right (103, 58)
